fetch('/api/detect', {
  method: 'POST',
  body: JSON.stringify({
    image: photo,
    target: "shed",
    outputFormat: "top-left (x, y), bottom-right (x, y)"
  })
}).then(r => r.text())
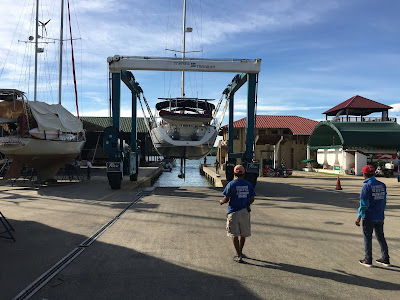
top-left (79, 117), bottom-right (154, 164)
top-left (308, 121), bottom-right (400, 150)
top-left (308, 121), bottom-right (400, 175)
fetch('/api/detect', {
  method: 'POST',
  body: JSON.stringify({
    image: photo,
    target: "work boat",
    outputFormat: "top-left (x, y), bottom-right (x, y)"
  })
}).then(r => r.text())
top-left (150, 97), bottom-right (218, 160)
top-left (0, 0), bottom-right (85, 181)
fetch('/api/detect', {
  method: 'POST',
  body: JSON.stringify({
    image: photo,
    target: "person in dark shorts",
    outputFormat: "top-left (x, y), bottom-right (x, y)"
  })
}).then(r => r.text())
top-left (87, 160), bottom-right (92, 180)
top-left (220, 165), bottom-right (255, 263)
top-left (356, 165), bottom-right (390, 267)
top-left (215, 160), bottom-right (220, 174)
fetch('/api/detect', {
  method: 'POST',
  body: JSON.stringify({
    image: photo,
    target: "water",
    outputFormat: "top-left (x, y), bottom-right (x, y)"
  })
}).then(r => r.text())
top-left (154, 156), bottom-right (216, 187)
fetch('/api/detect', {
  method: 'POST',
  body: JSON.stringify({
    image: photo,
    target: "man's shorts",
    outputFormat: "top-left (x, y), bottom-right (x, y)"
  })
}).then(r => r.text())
top-left (226, 208), bottom-right (251, 237)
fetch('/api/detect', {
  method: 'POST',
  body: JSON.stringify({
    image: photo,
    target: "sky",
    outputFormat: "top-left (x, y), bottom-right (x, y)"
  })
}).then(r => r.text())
top-left (1, 0), bottom-right (400, 125)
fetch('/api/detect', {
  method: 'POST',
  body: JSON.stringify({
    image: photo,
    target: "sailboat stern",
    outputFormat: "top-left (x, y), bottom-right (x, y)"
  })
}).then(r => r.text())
top-left (150, 124), bottom-right (217, 159)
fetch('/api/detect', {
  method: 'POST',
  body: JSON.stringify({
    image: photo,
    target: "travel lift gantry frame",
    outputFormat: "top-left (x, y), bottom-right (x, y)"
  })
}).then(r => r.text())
top-left (105, 55), bottom-right (261, 189)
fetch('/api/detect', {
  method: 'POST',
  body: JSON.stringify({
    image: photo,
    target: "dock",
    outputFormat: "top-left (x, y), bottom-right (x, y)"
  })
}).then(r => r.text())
top-left (201, 164), bottom-right (228, 187)
top-left (1, 169), bottom-right (400, 299)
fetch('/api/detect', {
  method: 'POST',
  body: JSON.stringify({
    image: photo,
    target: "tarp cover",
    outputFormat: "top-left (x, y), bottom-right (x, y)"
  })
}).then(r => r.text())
top-left (29, 101), bottom-right (83, 133)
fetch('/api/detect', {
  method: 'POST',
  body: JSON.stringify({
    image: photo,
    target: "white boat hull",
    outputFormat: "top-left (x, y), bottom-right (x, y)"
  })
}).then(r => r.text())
top-left (0, 137), bottom-right (85, 180)
top-left (150, 125), bottom-right (217, 159)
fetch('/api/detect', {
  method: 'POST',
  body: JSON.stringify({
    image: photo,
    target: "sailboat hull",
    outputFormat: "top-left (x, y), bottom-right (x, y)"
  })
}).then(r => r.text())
top-left (0, 137), bottom-right (85, 179)
top-left (150, 125), bottom-right (217, 160)
top-left (152, 144), bottom-right (214, 160)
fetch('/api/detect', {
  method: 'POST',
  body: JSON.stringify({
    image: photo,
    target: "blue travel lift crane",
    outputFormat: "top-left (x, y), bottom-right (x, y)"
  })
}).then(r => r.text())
top-left (103, 70), bottom-right (141, 189)
top-left (223, 73), bottom-right (260, 187)
top-left (104, 56), bottom-right (261, 189)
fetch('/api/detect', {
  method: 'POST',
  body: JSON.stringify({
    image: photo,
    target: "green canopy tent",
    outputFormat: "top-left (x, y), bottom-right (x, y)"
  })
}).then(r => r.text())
top-left (308, 121), bottom-right (400, 151)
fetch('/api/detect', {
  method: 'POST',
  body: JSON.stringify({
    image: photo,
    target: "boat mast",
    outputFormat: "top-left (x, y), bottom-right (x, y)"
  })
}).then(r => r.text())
top-left (58, 0), bottom-right (64, 104)
top-left (181, 0), bottom-right (186, 98)
top-left (34, 0), bottom-right (39, 102)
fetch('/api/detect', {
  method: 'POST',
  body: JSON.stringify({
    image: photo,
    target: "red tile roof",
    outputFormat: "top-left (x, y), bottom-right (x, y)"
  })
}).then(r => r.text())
top-left (228, 115), bottom-right (318, 135)
top-left (323, 95), bottom-right (392, 115)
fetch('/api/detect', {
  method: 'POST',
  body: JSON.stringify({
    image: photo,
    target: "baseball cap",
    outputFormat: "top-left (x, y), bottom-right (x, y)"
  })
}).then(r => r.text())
top-left (234, 165), bottom-right (245, 175)
top-left (361, 165), bottom-right (375, 174)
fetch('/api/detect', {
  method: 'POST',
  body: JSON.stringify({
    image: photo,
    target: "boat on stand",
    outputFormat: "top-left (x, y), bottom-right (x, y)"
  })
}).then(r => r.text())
top-left (149, 0), bottom-right (218, 178)
top-left (0, 0), bottom-right (85, 181)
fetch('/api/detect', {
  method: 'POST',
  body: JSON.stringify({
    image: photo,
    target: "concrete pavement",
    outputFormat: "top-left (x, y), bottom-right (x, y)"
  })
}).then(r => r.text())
top-left (1, 169), bottom-right (400, 299)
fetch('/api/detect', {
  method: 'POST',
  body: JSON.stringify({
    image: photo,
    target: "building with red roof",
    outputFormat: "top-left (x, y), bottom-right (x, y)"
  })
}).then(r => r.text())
top-left (218, 115), bottom-right (318, 170)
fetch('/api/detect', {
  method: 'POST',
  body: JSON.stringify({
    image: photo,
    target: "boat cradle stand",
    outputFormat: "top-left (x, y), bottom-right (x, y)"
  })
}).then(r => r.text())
top-left (0, 211), bottom-right (16, 242)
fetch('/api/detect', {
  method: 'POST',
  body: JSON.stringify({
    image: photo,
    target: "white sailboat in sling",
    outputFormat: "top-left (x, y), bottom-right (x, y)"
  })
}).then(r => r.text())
top-left (0, 0), bottom-right (85, 181)
top-left (149, 0), bottom-right (218, 167)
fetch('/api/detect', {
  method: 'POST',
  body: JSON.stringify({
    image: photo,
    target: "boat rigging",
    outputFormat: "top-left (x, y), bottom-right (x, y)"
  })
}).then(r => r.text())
top-left (0, 0), bottom-right (85, 182)
top-left (105, 0), bottom-right (260, 187)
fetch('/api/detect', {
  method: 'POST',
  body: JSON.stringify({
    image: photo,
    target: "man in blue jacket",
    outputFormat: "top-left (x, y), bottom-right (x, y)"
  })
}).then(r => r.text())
top-left (356, 165), bottom-right (390, 267)
top-left (220, 165), bottom-right (256, 263)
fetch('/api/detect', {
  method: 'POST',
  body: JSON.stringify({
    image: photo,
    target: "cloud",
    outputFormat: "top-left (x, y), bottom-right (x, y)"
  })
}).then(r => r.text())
top-left (79, 108), bottom-right (109, 117)
top-left (84, 92), bottom-right (107, 103)
top-left (197, 0), bottom-right (339, 46)
top-left (234, 111), bottom-right (246, 117)
top-left (71, 0), bottom-right (128, 13)
top-left (80, 106), bottom-right (156, 119)
top-left (254, 105), bottom-right (329, 112)
top-left (390, 103), bottom-right (400, 112)
top-left (231, 97), bottom-right (329, 112)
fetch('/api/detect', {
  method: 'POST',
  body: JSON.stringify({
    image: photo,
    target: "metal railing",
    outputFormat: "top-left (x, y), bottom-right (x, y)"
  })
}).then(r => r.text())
top-left (332, 116), bottom-right (397, 122)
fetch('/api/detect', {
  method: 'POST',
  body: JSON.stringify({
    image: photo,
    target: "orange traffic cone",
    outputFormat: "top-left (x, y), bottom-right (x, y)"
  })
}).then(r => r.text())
top-left (335, 176), bottom-right (342, 190)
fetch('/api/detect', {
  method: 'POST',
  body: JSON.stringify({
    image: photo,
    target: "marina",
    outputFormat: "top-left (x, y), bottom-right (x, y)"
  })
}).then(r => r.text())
top-left (1, 0), bottom-right (400, 299)
top-left (154, 157), bottom-right (214, 187)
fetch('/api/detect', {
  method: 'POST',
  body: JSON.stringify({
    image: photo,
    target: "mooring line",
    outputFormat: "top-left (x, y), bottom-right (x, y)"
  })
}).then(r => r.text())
top-left (13, 187), bottom-right (155, 300)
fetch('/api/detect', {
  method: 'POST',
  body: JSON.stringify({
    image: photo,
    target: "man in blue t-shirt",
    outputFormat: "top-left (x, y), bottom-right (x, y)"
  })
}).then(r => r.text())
top-left (220, 165), bottom-right (256, 263)
top-left (356, 165), bottom-right (390, 267)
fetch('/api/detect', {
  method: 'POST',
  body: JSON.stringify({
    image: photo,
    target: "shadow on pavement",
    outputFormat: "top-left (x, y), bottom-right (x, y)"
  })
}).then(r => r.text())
top-left (0, 179), bottom-right (144, 211)
top-left (255, 180), bottom-right (361, 210)
top-left (243, 257), bottom-right (400, 290)
top-left (1, 220), bottom-right (260, 300)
